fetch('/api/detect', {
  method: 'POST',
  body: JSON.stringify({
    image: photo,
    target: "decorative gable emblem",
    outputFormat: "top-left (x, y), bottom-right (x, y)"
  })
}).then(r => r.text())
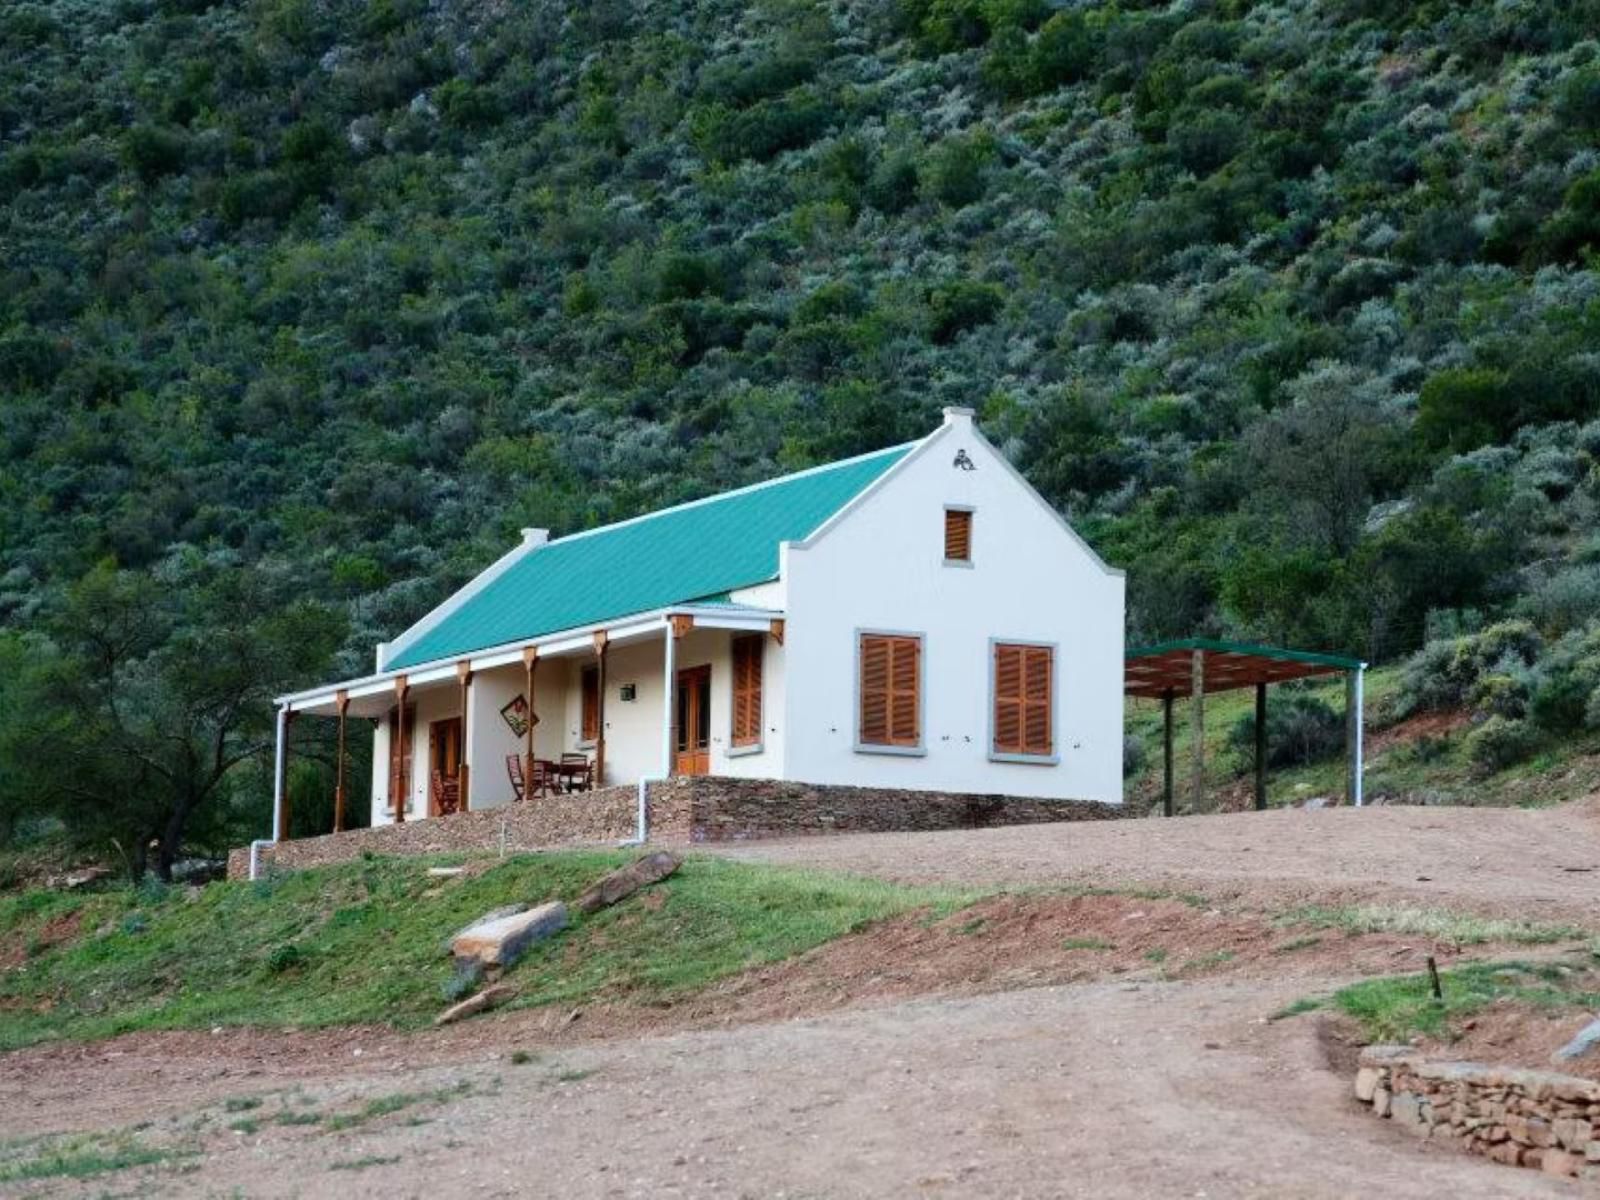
top-left (952, 448), bottom-right (976, 471)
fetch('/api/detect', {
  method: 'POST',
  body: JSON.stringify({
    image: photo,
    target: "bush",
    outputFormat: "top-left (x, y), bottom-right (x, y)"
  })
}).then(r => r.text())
top-left (1528, 624), bottom-right (1600, 734)
top-left (267, 943), bottom-right (305, 973)
top-left (923, 135), bottom-right (992, 208)
top-left (1415, 368), bottom-right (1516, 453)
top-left (1464, 716), bottom-right (1537, 776)
top-left (929, 281), bottom-right (1005, 343)
top-left (1226, 692), bottom-right (1345, 769)
top-left (1123, 733), bottom-right (1147, 779)
top-left (123, 124), bottom-right (186, 184)
top-left (1395, 621), bottom-right (1542, 718)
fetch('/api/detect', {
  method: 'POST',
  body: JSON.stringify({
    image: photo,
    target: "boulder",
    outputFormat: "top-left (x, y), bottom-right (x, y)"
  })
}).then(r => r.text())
top-left (574, 852), bottom-right (681, 915)
top-left (1555, 1018), bottom-right (1600, 1064)
top-left (451, 901), bottom-right (567, 971)
top-left (436, 982), bottom-right (515, 1026)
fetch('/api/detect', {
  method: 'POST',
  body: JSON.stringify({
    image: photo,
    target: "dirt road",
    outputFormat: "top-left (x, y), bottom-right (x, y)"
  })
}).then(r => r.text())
top-left (4, 974), bottom-right (1567, 1198)
top-left (708, 801), bottom-right (1600, 923)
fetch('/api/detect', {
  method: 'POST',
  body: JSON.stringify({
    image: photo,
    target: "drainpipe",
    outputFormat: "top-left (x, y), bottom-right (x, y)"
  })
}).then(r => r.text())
top-left (1353, 663), bottom-right (1367, 808)
top-left (249, 703), bottom-right (290, 881)
top-left (624, 617), bottom-right (677, 846)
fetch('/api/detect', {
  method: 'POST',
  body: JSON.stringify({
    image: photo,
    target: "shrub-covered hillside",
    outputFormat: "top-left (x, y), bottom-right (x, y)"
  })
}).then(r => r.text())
top-left (4, 0), bottom-right (1600, 860)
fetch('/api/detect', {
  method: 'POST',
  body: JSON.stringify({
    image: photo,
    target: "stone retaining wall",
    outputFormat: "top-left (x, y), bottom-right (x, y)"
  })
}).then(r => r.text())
top-left (1355, 1044), bottom-right (1600, 1181)
top-left (227, 776), bottom-right (1118, 877)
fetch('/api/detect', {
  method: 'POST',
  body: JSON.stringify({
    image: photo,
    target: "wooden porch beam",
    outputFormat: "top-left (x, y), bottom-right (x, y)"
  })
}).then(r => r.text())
top-left (522, 647), bottom-right (538, 803)
top-left (768, 618), bottom-right (785, 646)
top-left (392, 675), bottom-right (409, 824)
top-left (669, 614), bottom-right (694, 640)
top-left (456, 661), bottom-right (473, 814)
top-left (333, 691), bottom-right (349, 834)
top-left (594, 635), bottom-right (609, 787)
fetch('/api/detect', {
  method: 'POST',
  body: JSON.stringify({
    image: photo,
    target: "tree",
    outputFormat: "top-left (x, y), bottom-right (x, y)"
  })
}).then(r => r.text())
top-left (36, 560), bottom-right (343, 880)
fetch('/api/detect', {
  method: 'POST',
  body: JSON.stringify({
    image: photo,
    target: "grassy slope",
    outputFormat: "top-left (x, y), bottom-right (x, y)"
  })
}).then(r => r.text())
top-left (0, 851), bottom-right (976, 1051)
top-left (1125, 666), bottom-right (1600, 811)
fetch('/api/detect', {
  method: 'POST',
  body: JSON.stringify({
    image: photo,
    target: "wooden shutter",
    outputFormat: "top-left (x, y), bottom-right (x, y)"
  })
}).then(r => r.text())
top-left (944, 508), bottom-right (972, 562)
top-left (581, 665), bottom-right (599, 742)
top-left (731, 635), bottom-right (763, 747)
top-left (994, 643), bottom-right (1053, 756)
top-left (860, 634), bottom-right (920, 747)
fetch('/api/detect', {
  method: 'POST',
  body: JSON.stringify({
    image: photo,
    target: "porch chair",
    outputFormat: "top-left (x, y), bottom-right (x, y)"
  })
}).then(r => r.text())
top-left (431, 769), bottom-right (461, 817)
top-left (560, 752), bottom-right (595, 793)
top-left (505, 754), bottom-right (526, 801)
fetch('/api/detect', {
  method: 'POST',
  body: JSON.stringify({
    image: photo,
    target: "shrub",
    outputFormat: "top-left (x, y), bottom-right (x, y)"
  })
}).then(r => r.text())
top-left (1464, 716), bottom-right (1537, 776)
top-left (123, 124), bottom-right (186, 184)
top-left (1395, 621), bottom-right (1542, 718)
top-left (929, 281), bottom-right (1005, 343)
top-left (923, 135), bottom-right (992, 208)
top-left (1226, 692), bottom-right (1345, 769)
top-left (1555, 66), bottom-right (1600, 133)
top-left (267, 943), bottom-right (305, 973)
top-left (1123, 733), bottom-right (1147, 778)
top-left (1415, 368), bottom-right (1517, 452)
top-left (1528, 624), bottom-right (1600, 734)
top-left (866, 153), bottom-right (920, 214)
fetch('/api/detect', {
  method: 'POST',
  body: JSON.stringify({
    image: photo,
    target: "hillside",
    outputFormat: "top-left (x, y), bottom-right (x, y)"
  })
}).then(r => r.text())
top-left (3, 0), bottom-right (1600, 855)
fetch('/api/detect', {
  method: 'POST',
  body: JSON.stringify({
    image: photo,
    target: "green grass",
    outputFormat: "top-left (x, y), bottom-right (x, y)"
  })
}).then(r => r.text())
top-left (1061, 937), bottom-right (1115, 951)
top-left (330, 1154), bottom-right (401, 1172)
top-left (1143, 947), bottom-right (1168, 964)
top-left (323, 1083), bottom-right (473, 1132)
top-left (0, 852), bottom-right (979, 1050)
top-left (1268, 996), bottom-right (1325, 1021)
top-left (1331, 959), bottom-right (1600, 1042)
top-left (0, 1132), bottom-right (187, 1184)
top-left (1278, 904), bottom-right (1585, 945)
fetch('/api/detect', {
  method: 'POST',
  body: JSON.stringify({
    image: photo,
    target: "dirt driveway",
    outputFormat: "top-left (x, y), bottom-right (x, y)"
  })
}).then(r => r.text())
top-left (3, 974), bottom-right (1569, 1199)
top-left (707, 801), bottom-right (1600, 923)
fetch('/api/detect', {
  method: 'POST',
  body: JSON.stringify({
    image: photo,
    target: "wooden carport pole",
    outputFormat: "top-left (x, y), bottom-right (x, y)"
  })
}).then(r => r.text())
top-left (1254, 682), bottom-right (1267, 812)
top-left (1161, 689), bottom-right (1175, 818)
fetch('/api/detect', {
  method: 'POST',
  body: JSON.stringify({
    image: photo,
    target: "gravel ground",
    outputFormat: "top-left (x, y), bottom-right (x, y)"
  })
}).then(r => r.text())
top-left (704, 801), bottom-right (1600, 923)
top-left (7, 976), bottom-right (1567, 1199)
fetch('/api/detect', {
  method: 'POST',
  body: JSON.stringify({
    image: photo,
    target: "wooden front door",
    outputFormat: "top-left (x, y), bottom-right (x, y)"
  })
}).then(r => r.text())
top-left (429, 717), bottom-right (462, 816)
top-left (674, 665), bottom-right (712, 776)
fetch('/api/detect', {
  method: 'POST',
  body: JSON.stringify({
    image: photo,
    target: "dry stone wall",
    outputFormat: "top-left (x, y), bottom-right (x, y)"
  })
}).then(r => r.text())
top-left (1355, 1044), bottom-right (1600, 1181)
top-left (227, 776), bottom-right (1119, 877)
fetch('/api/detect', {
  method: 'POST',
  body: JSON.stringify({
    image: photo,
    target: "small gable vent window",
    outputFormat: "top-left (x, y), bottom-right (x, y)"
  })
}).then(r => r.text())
top-left (944, 507), bottom-right (973, 564)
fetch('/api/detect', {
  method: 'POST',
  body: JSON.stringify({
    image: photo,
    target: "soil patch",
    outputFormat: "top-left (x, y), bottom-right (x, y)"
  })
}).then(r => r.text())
top-left (1411, 1001), bottom-right (1600, 1081)
top-left (0, 909), bottom-right (84, 972)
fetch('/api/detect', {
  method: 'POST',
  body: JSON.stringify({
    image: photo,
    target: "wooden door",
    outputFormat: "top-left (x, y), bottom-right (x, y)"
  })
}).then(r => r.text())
top-left (429, 717), bottom-right (462, 816)
top-left (674, 665), bottom-right (712, 776)
top-left (389, 706), bottom-right (413, 816)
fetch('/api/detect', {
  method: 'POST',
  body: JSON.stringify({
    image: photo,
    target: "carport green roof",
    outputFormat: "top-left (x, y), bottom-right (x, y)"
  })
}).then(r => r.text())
top-left (386, 443), bottom-right (915, 669)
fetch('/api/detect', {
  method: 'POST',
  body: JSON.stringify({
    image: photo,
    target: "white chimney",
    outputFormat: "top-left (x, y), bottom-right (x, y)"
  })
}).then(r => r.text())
top-left (521, 527), bottom-right (550, 548)
top-left (942, 406), bottom-right (975, 428)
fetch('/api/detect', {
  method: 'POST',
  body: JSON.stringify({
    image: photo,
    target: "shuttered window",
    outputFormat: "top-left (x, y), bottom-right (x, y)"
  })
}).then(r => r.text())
top-left (580, 665), bottom-right (600, 743)
top-left (944, 508), bottom-right (972, 562)
top-left (731, 635), bottom-right (764, 747)
top-left (859, 634), bottom-right (921, 748)
top-left (994, 643), bottom-right (1054, 757)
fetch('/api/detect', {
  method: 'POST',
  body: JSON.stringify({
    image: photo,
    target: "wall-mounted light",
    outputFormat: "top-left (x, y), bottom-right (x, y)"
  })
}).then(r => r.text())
top-left (619, 683), bottom-right (637, 702)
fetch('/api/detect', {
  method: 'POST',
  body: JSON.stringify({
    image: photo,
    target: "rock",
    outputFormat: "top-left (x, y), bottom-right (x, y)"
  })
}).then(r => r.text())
top-left (1541, 1150), bottom-right (1581, 1178)
top-left (1390, 1093), bottom-right (1427, 1132)
top-left (1554, 1117), bottom-right (1593, 1151)
top-left (1586, 1139), bottom-right (1600, 1163)
top-left (428, 866), bottom-right (466, 878)
top-left (442, 904), bottom-right (526, 955)
top-left (1555, 1018), bottom-right (1600, 1064)
top-left (436, 982), bottom-right (514, 1026)
top-left (1373, 1087), bottom-right (1392, 1118)
top-left (1487, 1141), bottom-right (1522, 1166)
top-left (451, 901), bottom-right (567, 971)
top-left (575, 852), bottom-right (681, 915)
top-left (1355, 1068), bottom-right (1382, 1102)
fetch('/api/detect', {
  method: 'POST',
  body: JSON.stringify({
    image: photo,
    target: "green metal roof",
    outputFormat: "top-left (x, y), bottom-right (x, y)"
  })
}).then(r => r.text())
top-left (387, 443), bottom-right (915, 669)
top-left (1125, 638), bottom-right (1364, 670)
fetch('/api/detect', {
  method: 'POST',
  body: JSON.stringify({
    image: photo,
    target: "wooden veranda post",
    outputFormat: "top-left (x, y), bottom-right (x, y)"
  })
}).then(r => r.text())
top-left (593, 632), bottom-right (609, 787)
top-left (1190, 650), bottom-right (1206, 814)
top-left (276, 711), bottom-right (296, 841)
top-left (392, 676), bottom-right (409, 824)
top-left (333, 691), bottom-right (349, 833)
top-left (522, 647), bottom-right (538, 801)
top-left (1253, 682), bottom-right (1267, 812)
top-left (1161, 690), bottom-right (1174, 818)
top-left (456, 661), bottom-right (473, 814)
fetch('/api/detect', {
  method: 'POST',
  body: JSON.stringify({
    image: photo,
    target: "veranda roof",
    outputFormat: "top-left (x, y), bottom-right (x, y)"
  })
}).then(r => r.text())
top-left (386, 442), bottom-right (913, 670)
top-left (1124, 638), bottom-right (1363, 700)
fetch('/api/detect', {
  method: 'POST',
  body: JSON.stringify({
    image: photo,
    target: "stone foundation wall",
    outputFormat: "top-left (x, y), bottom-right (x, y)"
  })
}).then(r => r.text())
top-left (228, 776), bottom-right (1118, 878)
top-left (1355, 1044), bottom-right (1600, 1180)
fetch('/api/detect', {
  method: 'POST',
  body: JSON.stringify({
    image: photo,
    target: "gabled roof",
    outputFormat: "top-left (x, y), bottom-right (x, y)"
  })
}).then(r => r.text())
top-left (385, 442), bottom-right (915, 670)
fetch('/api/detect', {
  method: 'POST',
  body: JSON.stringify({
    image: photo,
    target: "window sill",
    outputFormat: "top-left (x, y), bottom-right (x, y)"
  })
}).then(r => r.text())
top-left (727, 743), bottom-right (764, 758)
top-left (942, 558), bottom-right (974, 569)
top-left (854, 743), bottom-right (927, 757)
top-left (988, 751), bottom-right (1060, 766)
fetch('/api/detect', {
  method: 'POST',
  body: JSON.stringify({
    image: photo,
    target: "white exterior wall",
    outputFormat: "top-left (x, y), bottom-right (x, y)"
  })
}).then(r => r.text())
top-left (780, 415), bottom-right (1125, 803)
top-left (369, 682), bottom-right (458, 825)
top-left (465, 661), bottom-right (568, 811)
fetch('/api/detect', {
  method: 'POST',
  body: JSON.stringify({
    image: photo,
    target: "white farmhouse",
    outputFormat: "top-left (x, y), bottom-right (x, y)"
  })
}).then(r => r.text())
top-left (269, 408), bottom-right (1124, 846)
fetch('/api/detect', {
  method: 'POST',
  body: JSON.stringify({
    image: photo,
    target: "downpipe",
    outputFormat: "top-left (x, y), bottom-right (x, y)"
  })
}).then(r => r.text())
top-left (250, 704), bottom-right (290, 881)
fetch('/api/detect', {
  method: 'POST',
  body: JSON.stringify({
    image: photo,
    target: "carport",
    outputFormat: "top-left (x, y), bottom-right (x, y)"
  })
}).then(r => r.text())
top-left (1125, 639), bottom-right (1367, 816)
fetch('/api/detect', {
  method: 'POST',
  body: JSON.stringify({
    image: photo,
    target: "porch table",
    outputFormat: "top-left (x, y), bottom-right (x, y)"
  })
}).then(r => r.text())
top-left (540, 758), bottom-right (593, 793)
